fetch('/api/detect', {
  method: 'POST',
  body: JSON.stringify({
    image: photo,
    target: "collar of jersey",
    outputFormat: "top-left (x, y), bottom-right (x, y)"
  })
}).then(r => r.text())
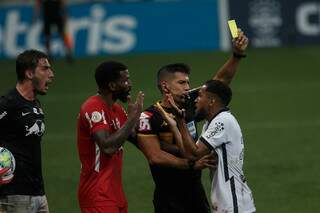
top-left (207, 107), bottom-right (230, 124)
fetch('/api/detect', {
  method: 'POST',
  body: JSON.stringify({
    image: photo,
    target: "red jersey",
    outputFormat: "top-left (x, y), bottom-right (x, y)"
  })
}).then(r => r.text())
top-left (77, 95), bottom-right (128, 208)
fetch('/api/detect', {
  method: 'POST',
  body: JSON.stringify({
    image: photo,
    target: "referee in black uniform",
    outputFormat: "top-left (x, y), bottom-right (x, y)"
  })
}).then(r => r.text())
top-left (0, 49), bottom-right (54, 212)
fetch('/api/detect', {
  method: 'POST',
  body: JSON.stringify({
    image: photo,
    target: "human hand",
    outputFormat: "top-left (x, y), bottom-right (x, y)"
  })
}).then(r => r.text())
top-left (164, 93), bottom-right (185, 119)
top-left (232, 29), bottom-right (249, 54)
top-left (193, 153), bottom-right (218, 170)
top-left (155, 102), bottom-right (177, 127)
top-left (0, 168), bottom-right (13, 185)
top-left (127, 91), bottom-right (144, 121)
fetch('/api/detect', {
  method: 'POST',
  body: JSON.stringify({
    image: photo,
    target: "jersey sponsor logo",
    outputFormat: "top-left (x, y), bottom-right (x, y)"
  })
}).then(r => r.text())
top-left (21, 112), bottom-right (31, 116)
top-left (25, 120), bottom-right (45, 136)
top-left (138, 112), bottom-right (152, 131)
top-left (0, 111), bottom-right (7, 120)
top-left (91, 111), bottom-right (102, 123)
top-left (206, 122), bottom-right (224, 139)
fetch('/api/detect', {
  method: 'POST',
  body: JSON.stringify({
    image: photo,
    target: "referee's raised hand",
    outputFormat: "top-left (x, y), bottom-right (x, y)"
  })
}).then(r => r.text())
top-left (232, 28), bottom-right (249, 54)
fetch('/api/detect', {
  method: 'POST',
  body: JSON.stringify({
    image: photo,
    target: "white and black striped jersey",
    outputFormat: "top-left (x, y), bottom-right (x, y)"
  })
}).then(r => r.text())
top-left (199, 110), bottom-right (256, 213)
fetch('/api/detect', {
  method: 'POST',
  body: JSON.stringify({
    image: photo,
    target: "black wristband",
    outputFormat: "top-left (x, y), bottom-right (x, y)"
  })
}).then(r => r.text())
top-left (233, 52), bottom-right (246, 58)
top-left (188, 160), bottom-right (195, 170)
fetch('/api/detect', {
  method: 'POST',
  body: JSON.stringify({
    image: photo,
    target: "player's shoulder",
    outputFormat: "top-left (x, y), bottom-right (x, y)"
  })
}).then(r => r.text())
top-left (139, 103), bottom-right (163, 124)
top-left (208, 110), bottom-right (231, 127)
top-left (112, 102), bottom-right (124, 111)
top-left (138, 104), bottom-right (163, 133)
top-left (0, 89), bottom-right (21, 108)
top-left (216, 110), bottom-right (232, 120)
top-left (141, 104), bottom-right (161, 119)
top-left (212, 110), bottom-right (239, 129)
top-left (112, 103), bottom-right (127, 116)
top-left (81, 95), bottom-right (103, 108)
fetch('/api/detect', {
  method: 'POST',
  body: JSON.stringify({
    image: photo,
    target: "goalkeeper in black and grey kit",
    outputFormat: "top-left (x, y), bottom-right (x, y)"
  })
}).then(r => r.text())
top-left (137, 29), bottom-right (248, 213)
top-left (0, 50), bottom-right (54, 213)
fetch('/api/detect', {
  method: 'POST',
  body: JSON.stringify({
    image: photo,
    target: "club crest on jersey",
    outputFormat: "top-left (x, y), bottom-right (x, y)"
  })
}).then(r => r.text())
top-left (33, 107), bottom-right (44, 115)
top-left (139, 112), bottom-right (152, 131)
top-left (25, 120), bottom-right (45, 136)
top-left (206, 122), bottom-right (224, 139)
top-left (91, 111), bottom-right (102, 123)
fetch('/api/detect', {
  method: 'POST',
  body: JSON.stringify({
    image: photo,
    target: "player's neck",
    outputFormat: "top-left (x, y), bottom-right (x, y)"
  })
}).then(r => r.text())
top-left (207, 105), bottom-right (225, 121)
top-left (16, 82), bottom-right (36, 101)
top-left (160, 98), bottom-right (172, 108)
top-left (160, 97), bottom-right (183, 109)
top-left (98, 91), bottom-right (114, 107)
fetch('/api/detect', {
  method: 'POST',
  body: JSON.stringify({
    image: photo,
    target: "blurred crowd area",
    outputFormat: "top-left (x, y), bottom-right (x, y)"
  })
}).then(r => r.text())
top-left (0, 0), bottom-right (181, 6)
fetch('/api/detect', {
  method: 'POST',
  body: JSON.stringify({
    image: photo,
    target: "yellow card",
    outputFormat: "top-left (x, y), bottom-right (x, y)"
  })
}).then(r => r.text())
top-left (228, 20), bottom-right (238, 38)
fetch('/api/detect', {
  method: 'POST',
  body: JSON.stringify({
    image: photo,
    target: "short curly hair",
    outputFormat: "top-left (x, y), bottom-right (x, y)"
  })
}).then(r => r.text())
top-left (95, 61), bottom-right (128, 89)
top-left (205, 80), bottom-right (232, 106)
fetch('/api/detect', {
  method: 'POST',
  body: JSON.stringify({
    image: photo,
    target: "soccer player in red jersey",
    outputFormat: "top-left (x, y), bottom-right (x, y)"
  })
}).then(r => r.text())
top-left (76, 61), bottom-right (144, 213)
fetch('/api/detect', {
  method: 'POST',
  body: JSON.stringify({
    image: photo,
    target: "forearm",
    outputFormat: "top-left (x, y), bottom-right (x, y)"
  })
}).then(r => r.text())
top-left (177, 119), bottom-right (202, 159)
top-left (159, 142), bottom-right (180, 155)
top-left (167, 125), bottom-right (187, 156)
top-left (100, 118), bottom-right (137, 154)
top-left (147, 149), bottom-right (192, 170)
top-left (213, 55), bottom-right (242, 85)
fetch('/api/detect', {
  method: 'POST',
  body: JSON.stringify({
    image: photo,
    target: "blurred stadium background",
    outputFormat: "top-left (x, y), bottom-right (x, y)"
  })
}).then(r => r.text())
top-left (1, 0), bottom-right (320, 212)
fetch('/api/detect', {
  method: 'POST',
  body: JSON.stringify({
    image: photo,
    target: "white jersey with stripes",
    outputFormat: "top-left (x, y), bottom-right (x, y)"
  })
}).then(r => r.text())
top-left (199, 110), bottom-right (256, 213)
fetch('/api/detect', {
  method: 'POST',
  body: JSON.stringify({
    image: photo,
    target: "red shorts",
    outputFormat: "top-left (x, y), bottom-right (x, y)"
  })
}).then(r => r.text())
top-left (81, 205), bottom-right (128, 213)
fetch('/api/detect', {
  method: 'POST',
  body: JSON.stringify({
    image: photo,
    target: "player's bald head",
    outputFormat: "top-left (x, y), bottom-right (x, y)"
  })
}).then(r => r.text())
top-left (157, 63), bottom-right (190, 92)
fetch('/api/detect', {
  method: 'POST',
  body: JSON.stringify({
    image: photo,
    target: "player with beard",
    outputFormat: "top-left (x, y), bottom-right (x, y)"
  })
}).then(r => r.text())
top-left (76, 61), bottom-right (144, 213)
top-left (136, 29), bottom-right (248, 213)
top-left (0, 49), bottom-right (54, 212)
top-left (156, 80), bottom-right (256, 213)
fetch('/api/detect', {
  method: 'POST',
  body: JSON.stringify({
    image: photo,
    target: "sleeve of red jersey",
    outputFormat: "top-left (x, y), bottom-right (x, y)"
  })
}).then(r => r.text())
top-left (81, 102), bottom-right (111, 135)
top-left (114, 104), bottom-right (128, 124)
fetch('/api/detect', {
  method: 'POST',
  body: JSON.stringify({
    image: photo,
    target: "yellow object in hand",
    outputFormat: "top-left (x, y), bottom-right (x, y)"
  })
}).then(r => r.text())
top-left (228, 20), bottom-right (238, 39)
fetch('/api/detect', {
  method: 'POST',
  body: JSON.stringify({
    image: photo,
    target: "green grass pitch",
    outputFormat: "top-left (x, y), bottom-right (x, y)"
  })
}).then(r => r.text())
top-left (0, 46), bottom-right (320, 212)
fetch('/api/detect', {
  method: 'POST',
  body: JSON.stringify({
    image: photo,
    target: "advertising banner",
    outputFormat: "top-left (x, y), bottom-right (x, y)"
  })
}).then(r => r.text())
top-left (228, 0), bottom-right (320, 48)
top-left (0, 0), bottom-right (220, 58)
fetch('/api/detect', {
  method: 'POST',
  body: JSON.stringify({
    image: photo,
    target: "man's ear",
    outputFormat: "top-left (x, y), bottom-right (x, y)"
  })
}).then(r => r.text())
top-left (209, 97), bottom-right (215, 106)
top-left (25, 69), bottom-right (34, 80)
top-left (161, 81), bottom-right (170, 94)
top-left (108, 82), bottom-right (117, 91)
